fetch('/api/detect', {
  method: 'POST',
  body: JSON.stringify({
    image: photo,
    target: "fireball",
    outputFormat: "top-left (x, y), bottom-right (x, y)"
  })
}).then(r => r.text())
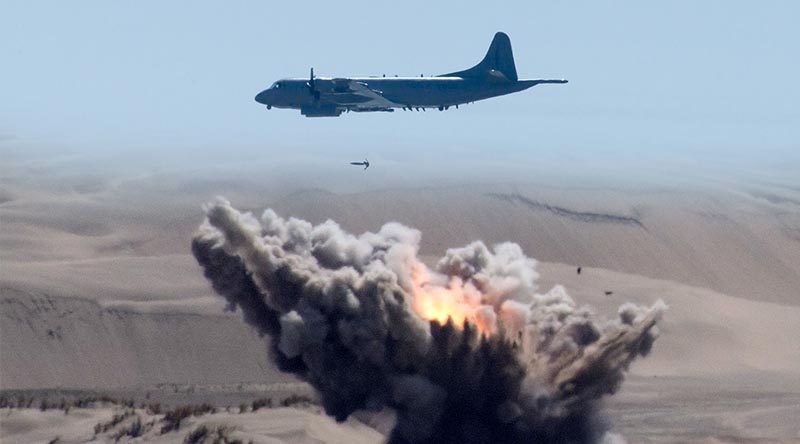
top-left (410, 263), bottom-right (496, 335)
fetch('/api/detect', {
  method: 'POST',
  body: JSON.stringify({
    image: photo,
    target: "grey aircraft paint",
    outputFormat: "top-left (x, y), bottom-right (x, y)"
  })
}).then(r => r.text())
top-left (254, 32), bottom-right (567, 117)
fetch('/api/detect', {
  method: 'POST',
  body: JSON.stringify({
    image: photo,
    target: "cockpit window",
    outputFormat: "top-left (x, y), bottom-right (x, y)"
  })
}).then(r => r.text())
top-left (271, 82), bottom-right (281, 89)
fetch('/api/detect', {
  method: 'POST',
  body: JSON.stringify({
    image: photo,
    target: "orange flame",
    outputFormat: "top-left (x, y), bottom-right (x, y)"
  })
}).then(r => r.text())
top-left (410, 263), bottom-right (495, 335)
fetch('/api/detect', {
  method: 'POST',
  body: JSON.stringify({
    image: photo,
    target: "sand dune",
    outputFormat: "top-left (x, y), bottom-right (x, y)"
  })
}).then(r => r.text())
top-left (269, 183), bottom-right (800, 306)
top-left (2, 154), bottom-right (799, 442)
top-left (3, 258), bottom-right (798, 390)
top-left (2, 167), bottom-right (799, 381)
top-left (3, 154), bottom-right (799, 303)
top-left (0, 405), bottom-right (383, 444)
top-left (536, 262), bottom-right (800, 378)
top-left (6, 180), bottom-right (799, 304)
top-left (3, 383), bottom-right (799, 444)
top-left (1, 255), bottom-right (209, 302)
top-left (0, 288), bottom-right (292, 389)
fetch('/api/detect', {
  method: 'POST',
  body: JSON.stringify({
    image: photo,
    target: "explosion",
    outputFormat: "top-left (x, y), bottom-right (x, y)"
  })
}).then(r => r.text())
top-left (192, 198), bottom-right (665, 444)
top-left (411, 267), bottom-right (490, 334)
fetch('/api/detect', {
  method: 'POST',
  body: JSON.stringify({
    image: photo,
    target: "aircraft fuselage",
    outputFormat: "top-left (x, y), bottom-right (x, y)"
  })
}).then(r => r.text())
top-left (254, 32), bottom-right (567, 117)
top-left (257, 77), bottom-right (554, 110)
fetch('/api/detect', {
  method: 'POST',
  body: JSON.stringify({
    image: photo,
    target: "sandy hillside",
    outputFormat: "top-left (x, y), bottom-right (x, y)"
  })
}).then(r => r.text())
top-left (2, 157), bottom-right (798, 305)
top-left (2, 379), bottom-right (799, 444)
top-left (269, 182), bottom-right (800, 306)
top-left (3, 258), bottom-right (798, 389)
top-left (2, 152), bottom-right (800, 442)
top-left (1, 404), bottom-right (384, 444)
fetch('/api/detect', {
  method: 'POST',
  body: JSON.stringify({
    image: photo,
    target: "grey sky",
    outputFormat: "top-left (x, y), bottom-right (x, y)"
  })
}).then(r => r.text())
top-left (2, 1), bottom-right (798, 178)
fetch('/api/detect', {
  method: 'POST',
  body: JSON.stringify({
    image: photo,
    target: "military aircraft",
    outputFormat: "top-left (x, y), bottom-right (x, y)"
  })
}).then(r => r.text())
top-left (350, 159), bottom-right (370, 170)
top-left (254, 32), bottom-right (567, 117)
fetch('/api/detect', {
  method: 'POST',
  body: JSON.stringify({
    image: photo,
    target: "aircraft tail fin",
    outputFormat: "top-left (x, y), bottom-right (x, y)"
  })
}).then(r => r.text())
top-left (440, 32), bottom-right (518, 81)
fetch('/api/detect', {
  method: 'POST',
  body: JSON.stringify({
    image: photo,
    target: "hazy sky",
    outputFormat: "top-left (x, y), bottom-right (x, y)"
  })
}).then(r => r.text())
top-left (2, 1), bottom-right (798, 178)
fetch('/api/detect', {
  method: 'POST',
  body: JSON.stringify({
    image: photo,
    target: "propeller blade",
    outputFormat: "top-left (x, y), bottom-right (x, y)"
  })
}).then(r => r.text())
top-left (308, 67), bottom-right (320, 102)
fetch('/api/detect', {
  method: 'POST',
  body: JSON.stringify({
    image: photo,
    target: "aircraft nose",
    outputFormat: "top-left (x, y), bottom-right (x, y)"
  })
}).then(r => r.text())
top-left (255, 89), bottom-right (271, 105)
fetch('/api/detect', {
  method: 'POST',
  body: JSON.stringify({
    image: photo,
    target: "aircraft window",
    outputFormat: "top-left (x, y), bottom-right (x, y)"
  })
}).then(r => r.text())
top-left (272, 82), bottom-right (281, 89)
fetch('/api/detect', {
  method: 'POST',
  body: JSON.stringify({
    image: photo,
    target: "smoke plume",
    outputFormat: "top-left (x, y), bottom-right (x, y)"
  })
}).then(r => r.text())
top-left (191, 198), bottom-right (665, 444)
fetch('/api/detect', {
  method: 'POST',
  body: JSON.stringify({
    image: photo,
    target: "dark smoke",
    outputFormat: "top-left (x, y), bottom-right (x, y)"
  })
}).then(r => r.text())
top-left (191, 198), bottom-right (664, 444)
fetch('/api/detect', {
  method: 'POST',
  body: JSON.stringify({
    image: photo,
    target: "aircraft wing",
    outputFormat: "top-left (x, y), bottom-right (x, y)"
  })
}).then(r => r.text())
top-left (324, 80), bottom-right (399, 110)
top-left (347, 82), bottom-right (398, 108)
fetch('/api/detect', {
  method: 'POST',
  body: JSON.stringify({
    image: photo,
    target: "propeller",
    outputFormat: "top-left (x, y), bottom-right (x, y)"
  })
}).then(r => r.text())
top-left (307, 67), bottom-right (320, 102)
